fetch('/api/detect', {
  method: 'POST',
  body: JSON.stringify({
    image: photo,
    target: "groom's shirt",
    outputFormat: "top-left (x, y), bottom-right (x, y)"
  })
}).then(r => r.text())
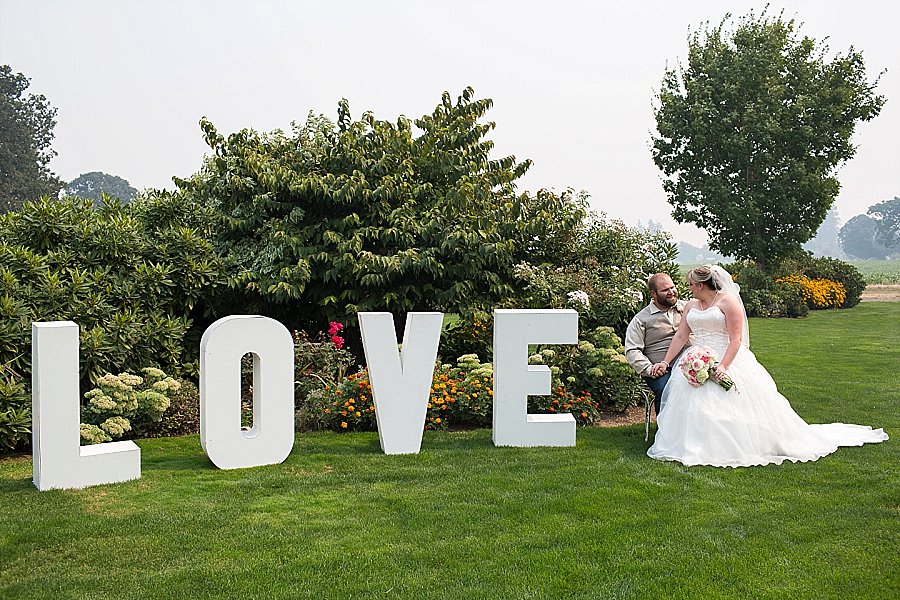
top-left (624, 300), bottom-right (688, 377)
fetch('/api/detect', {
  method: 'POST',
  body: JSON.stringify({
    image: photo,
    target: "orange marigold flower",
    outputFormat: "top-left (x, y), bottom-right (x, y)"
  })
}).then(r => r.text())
top-left (581, 412), bottom-right (587, 418)
top-left (340, 422), bottom-right (348, 429)
top-left (435, 418), bottom-right (441, 424)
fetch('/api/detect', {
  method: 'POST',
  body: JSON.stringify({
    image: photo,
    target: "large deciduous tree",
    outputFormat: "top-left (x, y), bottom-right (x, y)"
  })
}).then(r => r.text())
top-left (0, 65), bottom-right (62, 212)
top-left (652, 11), bottom-right (884, 268)
top-left (65, 171), bottom-right (138, 203)
top-left (839, 214), bottom-right (889, 260)
top-left (177, 88), bottom-right (583, 333)
top-left (867, 197), bottom-right (900, 252)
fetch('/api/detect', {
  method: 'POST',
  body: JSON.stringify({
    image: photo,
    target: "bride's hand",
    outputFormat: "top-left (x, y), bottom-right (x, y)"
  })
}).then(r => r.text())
top-left (713, 366), bottom-right (727, 381)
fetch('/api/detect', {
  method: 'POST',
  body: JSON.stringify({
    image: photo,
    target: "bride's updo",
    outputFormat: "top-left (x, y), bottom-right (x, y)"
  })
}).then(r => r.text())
top-left (687, 265), bottom-right (723, 290)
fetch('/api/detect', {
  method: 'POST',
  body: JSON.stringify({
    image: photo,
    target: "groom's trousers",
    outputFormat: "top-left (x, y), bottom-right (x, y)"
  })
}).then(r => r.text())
top-left (645, 371), bottom-right (671, 416)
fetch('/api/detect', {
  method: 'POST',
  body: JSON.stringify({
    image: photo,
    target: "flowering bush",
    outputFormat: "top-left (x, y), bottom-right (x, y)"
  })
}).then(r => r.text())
top-left (293, 326), bottom-right (356, 407)
top-left (327, 321), bottom-right (345, 349)
top-left (306, 370), bottom-right (378, 432)
top-left (305, 351), bottom-right (612, 432)
top-left (529, 326), bottom-right (644, 411)
top-left (509, 212), bottom-right (679, 337)
top-left (439, 313), bottom-right (493, 363)
top-left (438, 354), bottom-right (494, 428)
top-left (726, 255), bottom-right (864, 316)
top-left (725, 262), bottom-right (808, 317)
top-left (80, 367), bottom-right (183, 444)
top-left (776, 275), bottom-right (846, 309)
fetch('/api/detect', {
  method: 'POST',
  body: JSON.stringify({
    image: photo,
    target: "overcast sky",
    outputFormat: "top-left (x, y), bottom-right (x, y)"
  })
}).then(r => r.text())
top-left (2, 0), bottom-right (898, 245)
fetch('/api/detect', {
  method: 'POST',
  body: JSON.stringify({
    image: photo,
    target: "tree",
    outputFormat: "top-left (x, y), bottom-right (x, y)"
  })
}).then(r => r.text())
top-left (176, 88), bottom-right (580, 335)
top-left (867, 197), bottom-right (900, 252)
top-left (839, 214), bottom-right (889, 259)
top-left (652, 10), bottom-right (884, 268)
top-left (65, 171), bottom-right (138, 203)
top-left (803, 207), bottom-right (845, 258)
top-left (0, 65), bottom-right (62, 212)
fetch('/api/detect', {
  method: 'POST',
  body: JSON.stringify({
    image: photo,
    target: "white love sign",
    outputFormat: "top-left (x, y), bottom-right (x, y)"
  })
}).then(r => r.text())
top-left (31, 309), bottom-right (578, 490)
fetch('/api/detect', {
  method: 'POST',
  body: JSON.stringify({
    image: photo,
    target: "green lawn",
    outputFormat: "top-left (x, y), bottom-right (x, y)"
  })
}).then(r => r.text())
top-left (1, 304), bottom-right (897, 599)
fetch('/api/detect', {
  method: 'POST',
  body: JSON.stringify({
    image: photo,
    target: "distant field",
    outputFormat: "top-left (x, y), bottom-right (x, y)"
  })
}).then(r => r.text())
top-left (678, 259), bottom-right (900, 285)
top-left (847, 259), bottom-right (900, 285)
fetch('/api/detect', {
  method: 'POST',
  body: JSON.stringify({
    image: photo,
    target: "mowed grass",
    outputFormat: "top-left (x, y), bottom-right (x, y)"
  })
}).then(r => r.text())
top-left (1, 304), bottom-right (897, 599)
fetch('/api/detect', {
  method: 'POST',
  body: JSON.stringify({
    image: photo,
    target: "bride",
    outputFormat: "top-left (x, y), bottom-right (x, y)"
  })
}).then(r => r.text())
top-left (647, 265), bottom-right (888, 467)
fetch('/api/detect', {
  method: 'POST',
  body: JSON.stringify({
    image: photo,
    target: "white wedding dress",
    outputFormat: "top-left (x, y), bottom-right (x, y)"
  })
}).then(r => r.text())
top-left (647, 305), bottom-right (889, 467)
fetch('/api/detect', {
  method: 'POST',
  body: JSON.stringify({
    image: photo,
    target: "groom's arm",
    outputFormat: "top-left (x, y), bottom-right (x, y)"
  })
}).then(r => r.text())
top-left (624, 318), bottom-right (653, 377)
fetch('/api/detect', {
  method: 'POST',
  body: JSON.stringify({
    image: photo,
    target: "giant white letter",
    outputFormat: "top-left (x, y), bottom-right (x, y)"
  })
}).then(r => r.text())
top-left (200, 315), bottom-right (294, 469)
top-left (492, 309), bottom-right (578, 447)
top-left (358, 312), bottom-right (443, 454)
top-left (32, 322), bottom-right (141, 490)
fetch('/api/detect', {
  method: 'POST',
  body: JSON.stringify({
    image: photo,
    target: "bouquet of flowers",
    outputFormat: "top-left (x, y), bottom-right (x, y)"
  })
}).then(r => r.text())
top-left (680, 346), bottom-right (734, 391)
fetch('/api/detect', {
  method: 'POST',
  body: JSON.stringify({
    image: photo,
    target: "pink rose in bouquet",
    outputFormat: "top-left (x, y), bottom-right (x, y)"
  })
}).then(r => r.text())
top-left (679, 346), bottom-right (734, 390)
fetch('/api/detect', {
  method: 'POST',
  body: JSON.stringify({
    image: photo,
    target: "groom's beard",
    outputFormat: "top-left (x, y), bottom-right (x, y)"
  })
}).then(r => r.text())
top-left (655, 294), bottom-right (678, 308)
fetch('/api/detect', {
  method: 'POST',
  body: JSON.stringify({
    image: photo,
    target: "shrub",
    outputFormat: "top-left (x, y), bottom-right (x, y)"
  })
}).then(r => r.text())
top-left (527, 385), bottom-right (600, 425)
top-left (726, 261), bottom-right (809, 318)
top-left (80, 368), bottom-right (183, 444)
top-left (801, 256), bottom-right (866, 308)
top-left (138, 379), bottom-right (200, 438)
top-left (305, 369), bottom-right (378, 433)
top-left (529, 326), bottom-right (644, 411)
top-left (439, 354), bottom-right (493, 428)
top-left (293, 327), bottom-right (356, 408)
top-left (727, 255), bottom-right (863, 316)
top-left (510, 212), bottom-right (679, 338)
top-left (776, 275), bottom-right (846, 309)
top-left (439, 314), bottom-right (493, 363)
top-left (305, 350), bottom-right (614, 432)
top-left (0, 195), bottom-right (227, 389)
top-left (0, 364), bottom-right (29, 451)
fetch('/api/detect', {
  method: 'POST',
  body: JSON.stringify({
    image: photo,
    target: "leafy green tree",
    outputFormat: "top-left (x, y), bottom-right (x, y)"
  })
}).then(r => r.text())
top-left (65, 171), bottom-right (138, 203)
top-left (652, 10), bottom-right (884, 268)
top-left (0, 65), bottom-right (63, 212)
top-left (867, 197), bottom-right (900, 252)
top-left (177, 88), bottom-right (580, 335)
top-left (839, 214), bottom-right (889, 259)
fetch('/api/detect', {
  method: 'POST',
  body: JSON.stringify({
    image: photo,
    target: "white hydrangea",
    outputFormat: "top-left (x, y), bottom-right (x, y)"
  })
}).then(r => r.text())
top-left (566, 290), bottom-right (591, 309)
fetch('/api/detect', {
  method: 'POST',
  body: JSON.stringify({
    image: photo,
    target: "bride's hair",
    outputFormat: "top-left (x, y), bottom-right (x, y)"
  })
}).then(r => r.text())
top-left (687, 265), bottom-right (723, 290)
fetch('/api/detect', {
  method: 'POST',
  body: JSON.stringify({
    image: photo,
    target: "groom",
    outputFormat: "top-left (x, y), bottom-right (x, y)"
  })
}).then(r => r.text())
top-left (624, 273), bottom-right (689, 415)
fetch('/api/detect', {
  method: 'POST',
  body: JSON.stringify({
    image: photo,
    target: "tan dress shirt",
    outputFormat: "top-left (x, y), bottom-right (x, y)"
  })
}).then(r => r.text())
top-left (624, 300), bottom-right (688, 377)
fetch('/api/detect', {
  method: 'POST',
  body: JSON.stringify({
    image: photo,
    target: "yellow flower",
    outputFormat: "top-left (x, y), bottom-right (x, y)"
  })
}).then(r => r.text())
top-left (340, 422), bottom-right (348, 429)
top-left (355, 411), bottom-right (361, 417)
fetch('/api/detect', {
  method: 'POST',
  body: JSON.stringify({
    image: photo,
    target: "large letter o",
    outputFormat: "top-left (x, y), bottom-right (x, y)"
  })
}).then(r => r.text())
top-left (200, 316), bottom-right (295, 469)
